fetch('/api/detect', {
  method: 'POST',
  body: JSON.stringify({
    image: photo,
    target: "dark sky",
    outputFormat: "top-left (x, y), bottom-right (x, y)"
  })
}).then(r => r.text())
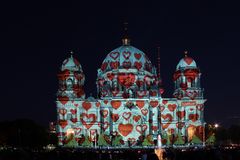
top-left (0, 1), bottom-right (240, 127)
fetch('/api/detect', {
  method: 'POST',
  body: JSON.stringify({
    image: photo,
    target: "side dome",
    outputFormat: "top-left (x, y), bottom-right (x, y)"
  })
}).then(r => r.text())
top-left (61, 54), bottom-right (83, 72)
top-left (100, 45), bottom-right (153, 73)
top-left (176, 51), bottom-right (197, 70)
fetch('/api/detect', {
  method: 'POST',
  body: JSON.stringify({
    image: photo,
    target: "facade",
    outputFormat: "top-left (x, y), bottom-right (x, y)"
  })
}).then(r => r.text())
top-left (56, 37), bottom-right (206, 148)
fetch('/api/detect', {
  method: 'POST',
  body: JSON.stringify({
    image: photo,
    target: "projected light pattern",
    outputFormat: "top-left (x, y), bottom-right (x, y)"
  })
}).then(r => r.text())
top-left (56, 37), bottom-right (206, 148)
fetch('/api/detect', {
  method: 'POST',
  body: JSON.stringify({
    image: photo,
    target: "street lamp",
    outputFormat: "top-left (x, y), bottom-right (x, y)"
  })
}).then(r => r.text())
top-left (214, 124), bottom-right (219, 128)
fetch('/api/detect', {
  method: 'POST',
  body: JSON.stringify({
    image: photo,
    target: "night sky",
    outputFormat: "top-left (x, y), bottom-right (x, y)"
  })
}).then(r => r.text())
top-left (1, 1), bottom-right (240, 127)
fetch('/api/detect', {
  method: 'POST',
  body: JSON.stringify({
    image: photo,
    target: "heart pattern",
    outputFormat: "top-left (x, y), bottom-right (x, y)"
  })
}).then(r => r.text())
top-left (73, 128), bottom-right (82, 136)
top-left (123, 51), bottom-right (131, 59)
top-left (150, 100), bottom-right (159, 108)
top-left (111, 100), bottom-right (121, 110)
top-left (80, 113), bottom-right (97, 129)
top-left (71, 118), bottom-right (78, 123)
top-left (123, 112), bottom-right (132, 120)
top-left (133, 115), bottom-right (141, 122)
top-left (136, 100), bottom-right (145, 109)
top-left (59, 120), bottom-right (68, 129)
top-left (59, 108), bottom-right (67, 116)
top-left (118, 123), bottom-right (133, 137)
top-left (58, 96), bottom-right (69, 105)
top-left (134, 53), bottom-right (142, 60)
top-left (141, 109), bottom-right (148, 116)
top-left (162, 100), bottom-right (168, 105)
top-left (110, 61), bottom-right (119, 69)
top-left (109, 52), bottom-right (119, 60)
top-left (82, 101), bottom-right (92, 111)
top-left (184, 57), bottom-right (193, 65)
top-left (70, 109), bottom-right (77, 114)
top-left (161, 114), bottom-right (173, 130)
top-left (136, 124), bottom-right (147, 134)
top-left (101, 110), bottom-right (108, 118)
top-left (176, 111), bottom-right (185, 119)
top-left (111, 114), bottom-right (119, 122)
top-left (188, 114), bottom-right (199, 122)
top-left (168, 104), bottom-right (177, 112)
top-left (134, 62), bottom-right (142, 70)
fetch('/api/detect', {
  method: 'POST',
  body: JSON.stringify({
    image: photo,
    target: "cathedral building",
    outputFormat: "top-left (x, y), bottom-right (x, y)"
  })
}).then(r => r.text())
top-left (56, 36), bottom-right (206, 148)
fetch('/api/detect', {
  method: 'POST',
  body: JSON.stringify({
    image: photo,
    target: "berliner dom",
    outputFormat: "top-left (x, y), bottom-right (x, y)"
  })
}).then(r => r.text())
top-left (56, 36), bottom-right (206, 148)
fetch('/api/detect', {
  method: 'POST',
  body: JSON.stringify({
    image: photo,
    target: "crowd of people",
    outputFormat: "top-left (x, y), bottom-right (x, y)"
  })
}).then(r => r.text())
top-left (0, 146), bottom-right (240, 160)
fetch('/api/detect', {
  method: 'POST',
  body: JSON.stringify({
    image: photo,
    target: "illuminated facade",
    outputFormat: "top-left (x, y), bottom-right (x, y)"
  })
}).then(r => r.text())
top-left (56, 37), bottom-right (206, 148)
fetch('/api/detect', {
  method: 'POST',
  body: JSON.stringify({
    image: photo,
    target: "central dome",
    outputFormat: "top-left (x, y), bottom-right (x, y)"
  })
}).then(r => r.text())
top-left (100, 44), bottom-right (153, 73)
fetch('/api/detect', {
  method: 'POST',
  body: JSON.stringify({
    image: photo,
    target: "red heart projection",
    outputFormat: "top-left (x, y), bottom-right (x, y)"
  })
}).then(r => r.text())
top-left (168, 104), bottom-right (177, 112)
top-left (111, 114), bottom-right (119, 122)
top-left (123, 51), bottom-right (131, 59)
top-left (134, 53), bottom-right (142, 60)
top-left (176, 111), bottom-right (185, 119)
top-left (80, 113), bottom-right (97, 129)
top-left (103, 100), bottom-right (108, 104)
top-left (109, 52), bottom-right (119, 60)
top-left (122, 61), bottom-right (132, 69)
top-left (111, 100), bottom-right (122, 110)
top-left (176, 122), bottom-right (185, 129)
top-left (59, 108), bottom-right (67, 116)
top-left (110, 61), bottom-right (119, 69)
top-left (133, 115), bottom-right (141, 122)
top-left (71, 118), bottom-right (78, 123)
top-left (70, 109), bottom-right (77, 114)
top-left (58, 96), bottom-right (69, 105)
top-left (150, 90), bottom-right (157, 97)
top-left (82, 101), bottom-right (92, 111)
top-left (101, 62), bottom-right (108, 71)
top-left (136, 100), bottom-right (145, 109)
top-left (184, 57), bottom-right (193, 65)
top-left (161, 114), bottom-right (173, 130)
top-left (73, 128), bottom-right (82, 136)
top-left (95, 102), bottom-right (100, 107)
top-left (151, 126), bottom-right (158, 131)
top-left (59, 120), bottom-right (68, 129)
top-left (188, 114), bottom-right (199, 122)
top-left (184, 69), bottom-right (199, 81)
top-left (107, 72), bottom-right (115, 81)
top-left (150, 100), bottom-right (159, 108)
top-left (123, 112), bottom-right (132, 120)
top-left (141, 109), bottom-right (148, 116)
top-left (101, 110), bottom-right (108, 118)
top-left (118, 123), bottom-right (133, 137)
top-left (102, 122), bottom-right (110, 131)
top-left (134, 62), bottom-right (142, 70)
top-left (74, 103), bottom-right (79, 107)
top-left (162, 100), bottom-right (168, 105)
top-left (136, 124), bottom-right (147, 134)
